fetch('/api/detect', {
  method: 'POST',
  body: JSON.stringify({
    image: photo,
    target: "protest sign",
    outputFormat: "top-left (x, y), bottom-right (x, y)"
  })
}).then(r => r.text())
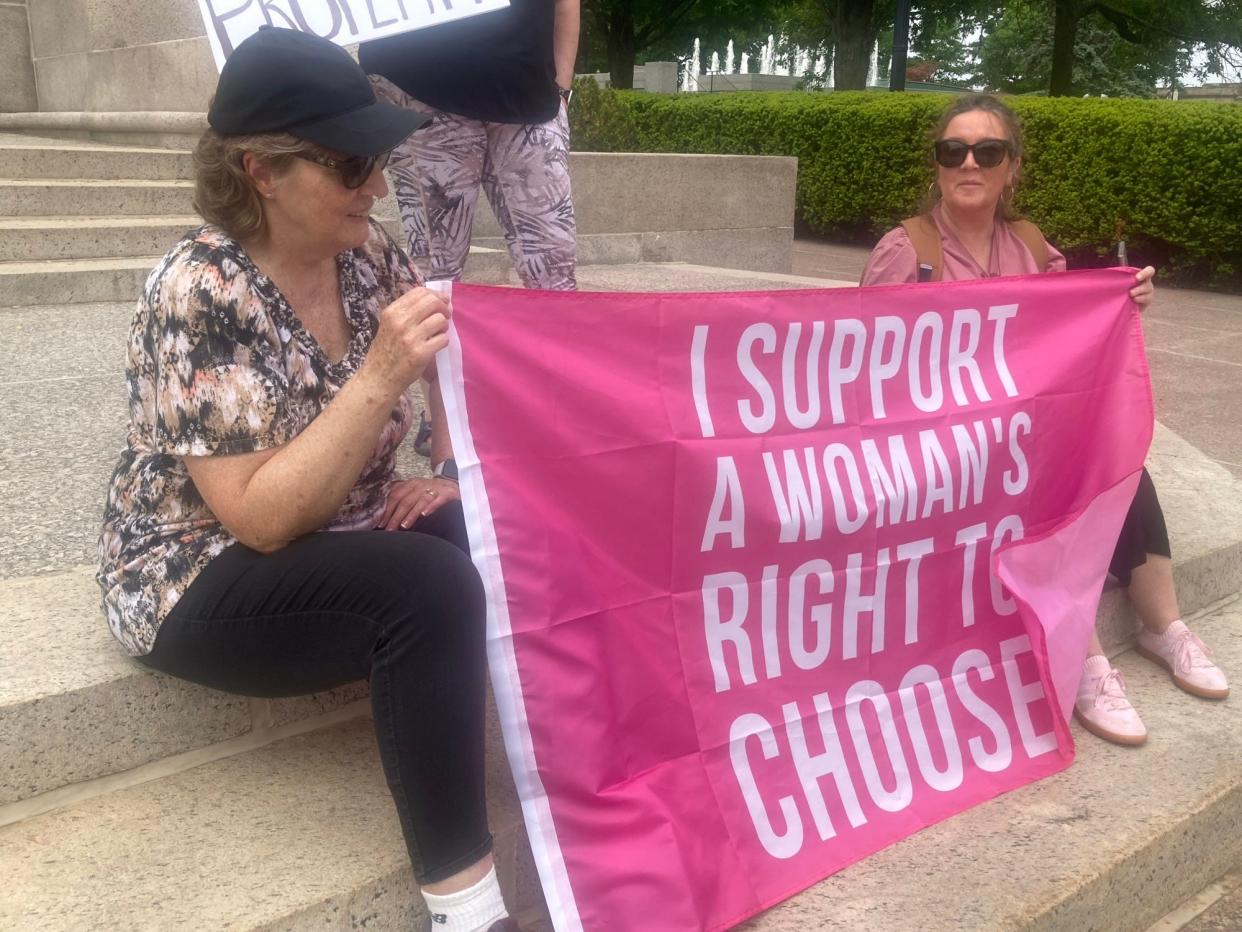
top-left (437, 270), bottom-right (1152, 931)
top-left (196, 0), bottom-right (510, 70)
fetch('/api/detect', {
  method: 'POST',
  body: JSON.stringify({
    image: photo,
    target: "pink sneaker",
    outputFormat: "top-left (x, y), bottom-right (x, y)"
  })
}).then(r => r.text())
top-left (1074, 655), bottom-right (1147, 746)
top-left (1136, 620), bottom-right (1229, 699)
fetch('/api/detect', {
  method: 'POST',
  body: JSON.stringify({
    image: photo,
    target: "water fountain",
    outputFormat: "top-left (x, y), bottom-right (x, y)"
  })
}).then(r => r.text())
top-left (679, 34), bottom-right (832, 93)
top-left (682, 37), bottom-right (701, 91)
top-left (866, 40), bottom-right (879, 87)
top-left (760, 35), bottom-right (775, 75)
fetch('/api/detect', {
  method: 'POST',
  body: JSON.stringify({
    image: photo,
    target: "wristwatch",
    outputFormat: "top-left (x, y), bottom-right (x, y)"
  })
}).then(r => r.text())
top-left (557, 85), bottom-right (573, 105)
top-left (433, 458), bottom-right (459, 482)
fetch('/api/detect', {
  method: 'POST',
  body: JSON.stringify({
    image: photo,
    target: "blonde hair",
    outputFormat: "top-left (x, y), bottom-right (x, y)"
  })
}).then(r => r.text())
top-left (926, 93), bottom-right (1025, 220)
top-left (192, 129), bottom-right (319, 239)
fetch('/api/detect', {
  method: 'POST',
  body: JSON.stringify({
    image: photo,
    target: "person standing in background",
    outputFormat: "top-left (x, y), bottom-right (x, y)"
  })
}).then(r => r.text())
top-left (360, 0), bottom-right (580, 292)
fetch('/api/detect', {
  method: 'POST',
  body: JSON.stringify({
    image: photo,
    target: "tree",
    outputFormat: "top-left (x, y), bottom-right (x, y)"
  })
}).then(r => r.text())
top-left (581, 0), bottom-right (784, 89)
top-left (1042, 0), bottom-right (1242, 96)
top-left (781, 1), bottom-right (987, 90)
top-left (976, 1), bottom-right (1192, 96)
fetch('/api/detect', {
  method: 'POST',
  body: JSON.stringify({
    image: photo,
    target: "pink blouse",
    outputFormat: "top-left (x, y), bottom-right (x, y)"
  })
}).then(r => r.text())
top-left (861, 203), bottom-right (1066, 285)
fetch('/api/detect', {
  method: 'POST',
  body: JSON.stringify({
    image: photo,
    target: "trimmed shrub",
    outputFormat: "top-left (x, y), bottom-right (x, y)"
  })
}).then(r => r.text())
top-left (569, 89), bottom-right (1242, 287)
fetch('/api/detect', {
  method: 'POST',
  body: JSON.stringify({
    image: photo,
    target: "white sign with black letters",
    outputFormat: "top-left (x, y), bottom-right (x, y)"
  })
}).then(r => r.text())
top-left (197, 0), bottom-right (511, 70)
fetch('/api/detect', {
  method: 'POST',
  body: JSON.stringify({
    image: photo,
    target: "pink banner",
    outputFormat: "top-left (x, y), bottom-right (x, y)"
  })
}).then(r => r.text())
top-left (437, 269), bottom-right (1153, 931)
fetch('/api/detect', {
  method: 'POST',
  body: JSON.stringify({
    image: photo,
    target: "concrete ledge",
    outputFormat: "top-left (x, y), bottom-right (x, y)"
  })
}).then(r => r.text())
top-left (0, 717), bottom-right (543, 929)
top-left (0, 568), bottom-right (384, 806)
top-left (468, 151), bottom-right (797, 274)
top-left (480, 229), bottom-right (795, 274)
top-left (0, 111), bottom-right (207, 135)
top-left (0, 568), bottom-right (251, 805)
top-left (0, 6), bottom-right (38, 113)
top-left (472, 151), bottom-right (798, 240)
top-left (0, 246), bottom-right (510, 305)
top-left (640, 227), bottom-right (794, 273)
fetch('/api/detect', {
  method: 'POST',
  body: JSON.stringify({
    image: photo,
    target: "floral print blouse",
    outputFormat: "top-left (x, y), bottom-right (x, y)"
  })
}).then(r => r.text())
top-left (97, 221), bottom-right (418, 656)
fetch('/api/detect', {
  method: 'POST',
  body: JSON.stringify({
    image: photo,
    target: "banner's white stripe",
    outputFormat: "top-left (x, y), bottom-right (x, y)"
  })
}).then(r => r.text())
top-left (436, 326), bottom-right (583, 932)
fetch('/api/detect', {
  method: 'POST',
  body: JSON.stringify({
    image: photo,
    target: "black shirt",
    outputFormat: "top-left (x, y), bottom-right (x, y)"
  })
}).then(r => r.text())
top-left (359, 0), bottom-right (559, 125)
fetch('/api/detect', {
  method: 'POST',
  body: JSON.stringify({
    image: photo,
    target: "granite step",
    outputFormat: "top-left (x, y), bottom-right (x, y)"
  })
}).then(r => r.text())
top-left (0, 140), bottom-right (193, 181)
top-left (1, 597), bottom-right (1236, 931)
top-left (2, 424), bottom-right (1239, 809)
top-left (0, 254), bottom-right (161, 306)
top-left (1096, 424), bottom-right (1242, 655)
top-left (0, 244), bottom-right (511, 306)
top-left (0, 716), bottom-right (546, 931)
top-left (0, 567), bottom-right (372, 808)
top-left (0, 178), bottom-right (194, 216)
top-left (0, 215), bottom-right (201, 262)
top-left (744, 595), bottom-right (1242, 932)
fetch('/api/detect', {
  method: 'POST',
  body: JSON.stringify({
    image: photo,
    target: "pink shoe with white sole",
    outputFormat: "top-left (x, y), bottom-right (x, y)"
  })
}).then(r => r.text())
top-left (1074, 654), bottom-right (1147, 746)
top-left (1136, 619), bottom-right (1229, 699)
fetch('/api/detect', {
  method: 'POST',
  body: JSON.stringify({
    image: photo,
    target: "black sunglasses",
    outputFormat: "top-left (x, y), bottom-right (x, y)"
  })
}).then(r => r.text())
top-left (933, 138), bottom-right (1012, 169)
top-left (295, 149), bottom-right (392, 189)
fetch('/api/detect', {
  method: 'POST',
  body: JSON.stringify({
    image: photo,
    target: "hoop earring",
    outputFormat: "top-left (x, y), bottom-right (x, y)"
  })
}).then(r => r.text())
top-left (927, 180), bottom-right (941, 200)
top-left (1001, 182), bottom-right (1015, 206)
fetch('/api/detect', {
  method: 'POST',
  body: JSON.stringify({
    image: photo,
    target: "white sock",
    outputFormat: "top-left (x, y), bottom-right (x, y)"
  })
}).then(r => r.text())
top-left (422, 864), bottom-right (508, 932)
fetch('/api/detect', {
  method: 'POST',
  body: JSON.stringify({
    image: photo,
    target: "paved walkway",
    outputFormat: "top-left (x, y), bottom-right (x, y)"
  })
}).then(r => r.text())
top-left (792, 237), bottom-right (1242, 479)
top-left (1183, 876), bottom-right (1242, 930)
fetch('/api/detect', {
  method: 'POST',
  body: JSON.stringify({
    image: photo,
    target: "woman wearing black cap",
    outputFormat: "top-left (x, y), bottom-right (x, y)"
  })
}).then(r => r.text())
top-left (97, 28), bottom-right (516, 932)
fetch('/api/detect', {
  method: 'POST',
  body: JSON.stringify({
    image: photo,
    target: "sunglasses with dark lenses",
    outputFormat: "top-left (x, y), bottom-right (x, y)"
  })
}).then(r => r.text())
top-left (296, 149), bottom-right (393, 189)
top-left (933, 138), bottom-right (1012, 169)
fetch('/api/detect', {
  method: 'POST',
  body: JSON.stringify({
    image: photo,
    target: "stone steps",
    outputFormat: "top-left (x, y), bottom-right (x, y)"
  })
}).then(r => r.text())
top-left (0, 717), bottom-right (545, 930)
top-left (0, 245), bottom-right (512, 306)
top-left (0, 215), bottom-right (201, 261)
top-left (4, 427), bottom-right (1235, 811)
top-left (742, 596), bottom-right (1242, 932)
top-left (0, 138), bottom-right (193, 180)
top-left (0, 254), bottom-right (161, 305)
top-left (0, 178), bottom-right (194, 216)
top-left (2, 593), bottom-right (1237, 930)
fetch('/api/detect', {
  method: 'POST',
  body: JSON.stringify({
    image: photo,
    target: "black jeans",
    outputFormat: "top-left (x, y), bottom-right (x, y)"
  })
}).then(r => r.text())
top-left (143, 502), bottom-right (491, 884)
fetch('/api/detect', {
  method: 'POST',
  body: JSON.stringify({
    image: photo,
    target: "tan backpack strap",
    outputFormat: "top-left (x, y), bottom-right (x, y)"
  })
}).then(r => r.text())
top-left (900, 215), bottom-right (943, 282)
top-left (1009, 219), bottom-right (1050, 272)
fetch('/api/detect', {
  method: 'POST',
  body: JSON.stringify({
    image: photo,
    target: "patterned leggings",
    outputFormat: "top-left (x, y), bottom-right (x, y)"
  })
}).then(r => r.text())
top-left (371, 76), bottom-right (577, 291)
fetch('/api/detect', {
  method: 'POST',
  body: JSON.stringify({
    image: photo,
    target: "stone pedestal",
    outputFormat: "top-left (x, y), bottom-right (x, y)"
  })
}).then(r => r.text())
top-left (26, 0), bottom-right (215, 112)
top-left (579, 62), bottom-right (678, 93)
top-left (687, 73), bottom-right (803, 93)
top-left (642, 61), bottom-right (678, 94)
top-left (1, 1), bottom-right (39, 112)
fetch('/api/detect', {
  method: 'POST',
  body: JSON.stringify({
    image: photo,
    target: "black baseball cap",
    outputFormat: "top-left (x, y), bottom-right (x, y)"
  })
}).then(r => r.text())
top-left (208, 27), bottom-right (430, 156)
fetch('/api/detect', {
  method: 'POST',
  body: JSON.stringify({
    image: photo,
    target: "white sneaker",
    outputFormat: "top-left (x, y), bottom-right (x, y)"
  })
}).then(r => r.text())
top-left (1136, 620), bottom-right (1229, 699)
top-left (1074, 655), bottom-right (1147, 746)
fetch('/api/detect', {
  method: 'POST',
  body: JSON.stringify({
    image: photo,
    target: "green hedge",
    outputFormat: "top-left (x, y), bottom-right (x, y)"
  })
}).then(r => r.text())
top-left (568, 82), bottom-right (1242, 286)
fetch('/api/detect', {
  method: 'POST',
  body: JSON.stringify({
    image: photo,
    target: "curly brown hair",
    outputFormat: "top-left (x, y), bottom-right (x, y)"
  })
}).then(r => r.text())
top-left (192, 129), bottom-right (319, 240)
